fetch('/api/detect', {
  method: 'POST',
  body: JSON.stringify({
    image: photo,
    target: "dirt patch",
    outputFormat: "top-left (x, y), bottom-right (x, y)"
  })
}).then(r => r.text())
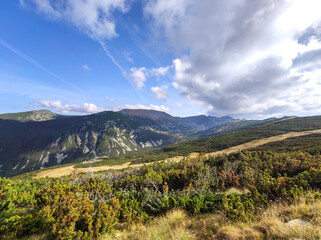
top-left (34, 165), bottom-right (75, 179)
top-left (34, 129), bottom-right (321, 179)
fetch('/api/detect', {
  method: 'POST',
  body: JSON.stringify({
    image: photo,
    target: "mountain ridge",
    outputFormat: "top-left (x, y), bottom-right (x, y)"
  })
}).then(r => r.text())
top-left (0, 109), bottom-right (236, 177)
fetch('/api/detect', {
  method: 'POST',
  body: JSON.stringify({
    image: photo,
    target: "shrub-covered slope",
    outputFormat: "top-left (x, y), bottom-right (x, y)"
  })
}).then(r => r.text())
top-left (1, 149), bottom-right (321, 239)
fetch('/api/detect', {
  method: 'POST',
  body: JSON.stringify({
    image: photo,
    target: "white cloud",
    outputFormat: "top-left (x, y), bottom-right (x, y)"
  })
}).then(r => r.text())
top-left (149, 66), bottom-right (169, 77)
top-left (128, 66), bottom-right (170, 88)
top-left (145, 0), bottom-right (321, 118)
top-left (151, 86), bottom-right (169, 100)
top-left (114, 103), bottom-right (169, 112)
top-left (82, 64), bottom-right (90, 71)
top-left (37, 100), bottom-right (104, 113)
top-left (105, 96), bottom-right (114, 102)
top-left (22, 0), bottom-right (130, 40)
top-left (129, 67), bottom-right (146, 89)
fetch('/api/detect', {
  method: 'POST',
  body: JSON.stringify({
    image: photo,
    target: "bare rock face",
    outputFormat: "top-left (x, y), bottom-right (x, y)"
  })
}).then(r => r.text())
top-left (286, 219), bottom-right (312, 228)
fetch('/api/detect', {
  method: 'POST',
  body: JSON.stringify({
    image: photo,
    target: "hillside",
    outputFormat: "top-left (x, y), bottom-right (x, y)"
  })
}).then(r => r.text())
top-left (2, 114), bottom-right (321, 239)
top-left (19, 114), bottom-right (321, 179)
top-left (0, 111), bottom-right (176, 177)
top-left (2, 110), bottom-right (321, 178)
top-left (31, 128), bottom-right (321, 179)
top-left (2, 144), bottom-right (321, 239)
top-left (0, 109), bottom-right (236, 177)
top-left (95, 115), bottom-right (321, 166)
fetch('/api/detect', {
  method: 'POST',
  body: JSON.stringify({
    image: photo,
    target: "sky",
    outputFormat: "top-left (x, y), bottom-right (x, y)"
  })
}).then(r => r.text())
top-left (1, 0), bottom-right (321, 119)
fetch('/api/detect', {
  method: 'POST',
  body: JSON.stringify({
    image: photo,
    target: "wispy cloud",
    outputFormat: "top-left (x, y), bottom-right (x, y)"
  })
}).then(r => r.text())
top-left (122, 49), bottom-right (134, 63)
top-left (21, 1), bottom-right (144, 103)
top-left (0, 38), bottom-right (85, 94)
top-left (149, 66), bottom-right (169, 77)
top-left (82, 64), bottom-right (90, 71)
top-left (105, 96), bottom-right (114, 103)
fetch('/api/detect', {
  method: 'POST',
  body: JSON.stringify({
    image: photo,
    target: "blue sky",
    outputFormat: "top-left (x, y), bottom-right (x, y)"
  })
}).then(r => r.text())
top-left (1, 0), bottom-right (321, 118)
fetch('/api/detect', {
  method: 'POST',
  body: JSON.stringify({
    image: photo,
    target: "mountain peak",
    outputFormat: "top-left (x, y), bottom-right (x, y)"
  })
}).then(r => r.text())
top-left (0, 109), bottom-right (58, 122)
top-left (119, 109), bottom-right (174, 121)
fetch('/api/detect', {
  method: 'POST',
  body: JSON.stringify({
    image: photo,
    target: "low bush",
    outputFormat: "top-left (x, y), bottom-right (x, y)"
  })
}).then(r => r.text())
top-left (1, 149), bottom-right (321, 239)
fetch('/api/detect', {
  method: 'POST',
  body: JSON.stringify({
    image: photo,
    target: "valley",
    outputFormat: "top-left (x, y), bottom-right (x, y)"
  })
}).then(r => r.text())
top-left (33, 128), bottom-right (321, 178)
top-left (3, 111), bottom-right (321, 240)
top-left (0, 109), bottom-right (251, 177)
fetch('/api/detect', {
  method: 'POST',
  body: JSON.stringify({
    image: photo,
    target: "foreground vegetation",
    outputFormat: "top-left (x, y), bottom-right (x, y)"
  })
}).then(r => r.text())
top-left (2, 147), bottom-right (321, 239)
top-left (103, 197), bottom-right (321, 240)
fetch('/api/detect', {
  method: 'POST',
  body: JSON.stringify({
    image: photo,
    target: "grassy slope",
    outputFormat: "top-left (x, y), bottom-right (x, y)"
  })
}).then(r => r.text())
top-left (30, 129), bottom-right (321, 179)
top-left (74, 115), bottom-right (321, 168)
top-left (3, 130), bottom-right (321, 239)
top-left (251, 133), bottom-right (321, 152)
top-left (101, 196), bottom-right (321, 240)
top-left (25, 198), bottom-right (321, 240)
top-left (4, 116), bottom-right (321, 240)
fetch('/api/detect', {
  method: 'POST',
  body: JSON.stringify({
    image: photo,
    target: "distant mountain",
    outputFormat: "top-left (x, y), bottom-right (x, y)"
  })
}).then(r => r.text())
top-left (120, 109), bottom-right (234, 131)
top-left (120, 109), bottom-right (175, 121)
top-left (179, 115), bottom-right (234, 131)
top-left (0, 110), bottom-right (61, 122)
top-left (0, 109), bottom-right (242, 177)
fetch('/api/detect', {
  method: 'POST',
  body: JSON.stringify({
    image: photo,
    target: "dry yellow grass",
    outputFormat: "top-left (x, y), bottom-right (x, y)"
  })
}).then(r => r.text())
top-left (101, 209), bottom-right (195, 240)
top-left (34, 165), bottom-right (75, 179)
top-left (34, 161), bottom-right (140, 179)
top-left (98, 196), bottom-right (321, 240)
top-left (204, 128), bottom-right (321, 158)
top-left (34, 128), bottom-right (321, 179)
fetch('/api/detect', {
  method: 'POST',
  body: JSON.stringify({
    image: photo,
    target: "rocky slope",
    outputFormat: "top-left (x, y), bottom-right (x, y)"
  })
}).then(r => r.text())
top-left (0, 109), bottom-right (236, 177)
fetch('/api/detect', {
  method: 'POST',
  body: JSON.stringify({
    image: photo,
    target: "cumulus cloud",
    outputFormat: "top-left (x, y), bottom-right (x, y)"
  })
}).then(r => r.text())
top-left (129, 66), bottom-right (170, 88)
top-left (114, 103), bottom-right (169, 112)
top-left (22, 0), bottom-right (129, 40)
top-left (82, 64), bottom-right (90, 71)
top-left (105, 96), bottom-right (114, 102)
top-left (37, 100), bottom-right (104, 113)
top-left (151, 86), bottom-right (169, 100)
top-left (145, 0), bottom-right (321, 117)
top-left (129, 67), bottom-right (147, 89)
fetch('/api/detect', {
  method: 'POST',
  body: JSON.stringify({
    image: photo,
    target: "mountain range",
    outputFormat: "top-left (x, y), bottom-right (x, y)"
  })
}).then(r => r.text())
top-left (0, 109), bottom-right (239, 177)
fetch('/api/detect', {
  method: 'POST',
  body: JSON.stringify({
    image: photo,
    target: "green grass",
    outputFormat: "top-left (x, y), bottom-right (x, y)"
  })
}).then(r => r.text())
top-left (251, 133), bottom-right (321, 153)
